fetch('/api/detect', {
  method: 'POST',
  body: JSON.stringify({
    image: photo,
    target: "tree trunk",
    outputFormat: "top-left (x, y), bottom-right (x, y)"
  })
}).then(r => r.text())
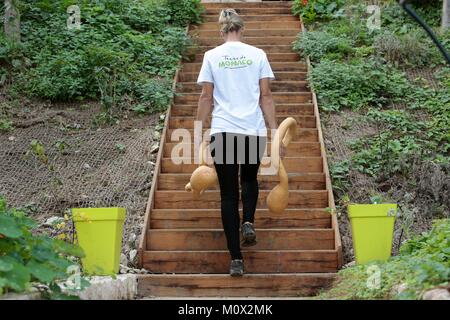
top-left (4, 0), bottom-right (21, 42)
top-left (444, 0), bottom-right (449, 31)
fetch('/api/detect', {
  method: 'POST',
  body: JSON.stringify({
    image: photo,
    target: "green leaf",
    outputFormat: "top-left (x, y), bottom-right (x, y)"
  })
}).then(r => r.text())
top-left (27, 260), bottom-right (58, 283)
top-left (2, 260), bottom-right (31, 291)
top-left (0, 215), bottom-right (23, 238)
top-left (0, 257), bottom-right (14, 272)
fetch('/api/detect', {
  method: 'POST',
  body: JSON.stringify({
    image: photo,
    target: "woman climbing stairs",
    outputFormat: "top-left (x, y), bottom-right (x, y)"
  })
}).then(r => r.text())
top-left (137, 1), bottom-right (342, 298)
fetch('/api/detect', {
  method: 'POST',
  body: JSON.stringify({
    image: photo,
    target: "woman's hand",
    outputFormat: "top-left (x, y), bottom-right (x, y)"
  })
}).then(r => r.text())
top-left (280, 144), bottom-right (287, 159)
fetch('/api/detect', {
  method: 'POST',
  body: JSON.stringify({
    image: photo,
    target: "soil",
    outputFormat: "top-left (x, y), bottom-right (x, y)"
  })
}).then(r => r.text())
top-left (0, 93), bottom-right (160, 269)
top-left (321, 84), bottom-right (450, 264)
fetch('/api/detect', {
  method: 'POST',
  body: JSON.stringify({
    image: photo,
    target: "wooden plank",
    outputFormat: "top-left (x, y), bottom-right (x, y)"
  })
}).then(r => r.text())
top-left (157, 172), bottom-right (325, 191)
top-left (174, 92), bottom-right (312, 104)
top-left (147, 228), bottom-right (334, 250)
top-left (150, 208), bottom-right (331, 229)
top-left (177, 81), bottom-right (307, 93)
top-left (192, 29), bottom-right (300, 38)
top-left (153, 189), bottom-right (328, 209)
top-left (204, 8), bottom-right (292, 15)
top-left (171, 103), bottom-right (314, 116)
top-left (169, 115), bottom-right (316, 129)
top-left (142, 250), bottom-right (338, 273)
top-left (160, 157), bottom-right (323, 174)
top-left (179, 70), bottom-right (307, 81)
top-left (202, 2), bottom-right (293, 9)
top-left (163, 142), bottom-right (321, 158)
top-left (137, 273), bottom-right (336, 297)
top-left (137, 26), bottom-right (189, 267)
top-left (300, 22), bottom-right (343, 268)
top-left (166, 128), bottom-right (319, 142)
top-left (203, 15), bottom-right (298, 22)
top-left (182, 61), bottom-right (306, 73)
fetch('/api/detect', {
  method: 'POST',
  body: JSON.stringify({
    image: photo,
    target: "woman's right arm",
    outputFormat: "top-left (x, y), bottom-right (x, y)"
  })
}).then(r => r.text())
top-left (196, 83), bottom-right (214, 128)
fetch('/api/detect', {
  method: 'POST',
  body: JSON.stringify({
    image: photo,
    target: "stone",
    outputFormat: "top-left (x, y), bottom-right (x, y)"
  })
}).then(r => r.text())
top-left (129, 249), bottom-right (137, 263)
top-left (67, 275), bottom-right (138, 300)
top-left (45, 216), bottom-right (64, 226)
top-left (120, 253), bottom-right (128, 266)
top-left (422, 288), bottom-right (450, 300)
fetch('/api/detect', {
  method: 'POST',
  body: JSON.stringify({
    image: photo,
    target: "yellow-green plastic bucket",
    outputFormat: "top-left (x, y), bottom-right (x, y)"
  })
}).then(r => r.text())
top-left (348, 204), bottom-right (397, 265)
top-left (72, 207), bottom-right (126, 275)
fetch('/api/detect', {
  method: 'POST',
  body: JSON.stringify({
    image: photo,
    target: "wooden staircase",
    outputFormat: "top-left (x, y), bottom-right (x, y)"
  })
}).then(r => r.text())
top-left (137, 1), bottom-right (342, 298)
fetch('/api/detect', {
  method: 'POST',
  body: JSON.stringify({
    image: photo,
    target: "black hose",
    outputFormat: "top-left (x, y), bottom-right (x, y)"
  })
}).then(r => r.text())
top-left (399, 0), bottom-right (450, 66)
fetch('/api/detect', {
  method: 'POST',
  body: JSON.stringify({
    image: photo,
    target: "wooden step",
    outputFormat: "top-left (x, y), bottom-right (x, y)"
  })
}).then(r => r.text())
top-left (168, 115), bottom-right (316, 129)
top-left (177, 80), bottom-right (307, 93)
top-left (203, 14), bottom-right (298, 23)
top-left (158, 172), bottom-right (325, 191)
top-left (191, 44), bottom-right (297, 53)
top-left (178, 70), bottom-right (307, 81)
top-left (150, 208), bottom-right (331, 229)
top-left (171, 103), bottom-right (313, 116)
top-left (146, 228), bottom-right (334, 250)
top-left (161, 157), bottom-right (323, 174)
top-left (153, 189), bottom-right (328, 209)
top-left (166, 128), bottom-right (319, 142)
top-left (137, 273), bottom-right (336, 297)
top-left (142, 250), bottom-right (338, 273)
top-left (182, 61), bottom-right (305, 73)
top-left (192, 29), bottom-right (300, 38)
top-left (164, 141), bottom-right (321, 158)
top-left (196, 36), bottom-right (298, 46)
top-left (204, 8), bottom-right (292, 16)
top-left (196, 21), bottom-right (300, 30)
top-left (202, 2), bottom-right (293, 9)
top-left (174, 92), bottom-right (312, 104)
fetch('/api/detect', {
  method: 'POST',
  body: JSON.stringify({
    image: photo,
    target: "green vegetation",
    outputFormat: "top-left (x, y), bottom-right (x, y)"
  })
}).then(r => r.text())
top-left (292, 0), bottom-right (345, 23)
top-left (293, 0), bottom-right (450, 178)
top-left (0, 0), bottom-right (204, 118)
top-left (318, 219), bottom-right (450, 300)
top-left (0, 197), bottom-right (88, 299)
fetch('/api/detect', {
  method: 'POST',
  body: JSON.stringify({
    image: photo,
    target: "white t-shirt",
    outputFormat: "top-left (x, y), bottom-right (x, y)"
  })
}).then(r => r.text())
top-left (196, 41), bottom-right (275, 137)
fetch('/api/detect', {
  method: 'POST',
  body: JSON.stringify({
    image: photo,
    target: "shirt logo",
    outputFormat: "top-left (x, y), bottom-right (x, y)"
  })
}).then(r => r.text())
top-left (218, 55), bottom-right (253, 69)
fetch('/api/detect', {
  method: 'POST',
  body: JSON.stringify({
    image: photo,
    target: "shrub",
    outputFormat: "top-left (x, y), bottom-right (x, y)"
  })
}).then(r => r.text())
top-left (318, 219), bottom-right (450, 300)
top-left (293, 31), bottom-right (354, 61)
top-left (309, 59), bottom-right (410, 111)
top-left (373, 30), bottom-right (441, 67)
top-left (292, 0), bottom-right (345, 22)
top-left (4, 0), bottom-right (201, 114)
top-left (0, 197), bottom-right (88, 299)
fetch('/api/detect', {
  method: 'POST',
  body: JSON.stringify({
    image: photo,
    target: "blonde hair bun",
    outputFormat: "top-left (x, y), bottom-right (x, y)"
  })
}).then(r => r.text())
top-left (219, 8), bottom-right (244, 34)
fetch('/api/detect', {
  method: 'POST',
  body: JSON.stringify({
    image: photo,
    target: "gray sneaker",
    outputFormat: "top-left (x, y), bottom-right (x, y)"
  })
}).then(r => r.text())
top-left (230, 259), bottom-right (244, 277)
top-left (241, 222), bottom-right (257, 247)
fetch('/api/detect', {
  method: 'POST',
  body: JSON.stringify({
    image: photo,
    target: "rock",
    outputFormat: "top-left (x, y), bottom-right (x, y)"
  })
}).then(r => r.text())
top-left (8, 136), bottom-right (15, 141)
top-left (44, 216), bottom-right (64, 226)
top-left (83, 163), bottom-right (91, 169)
top-left (342, 261), bottom-right (356, 269)
top-left (128, 233), bottom-right (137, 245)
top-left (392, 283), bottom-right (408, 296)
top-left (422, 288), bottom-right (450, 300)
top-left (150, 144), bottom-right (159, 154)
top-left (63, 275), bottom-right (138, 300)
top-left (129, 249), bottom-right (137, 263)
top-left (120, 253), bottom-right (128, 266)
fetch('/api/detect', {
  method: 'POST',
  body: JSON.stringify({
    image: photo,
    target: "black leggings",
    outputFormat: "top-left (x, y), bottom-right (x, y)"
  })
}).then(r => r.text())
top-left (210, 132), bottom-right (267, 260)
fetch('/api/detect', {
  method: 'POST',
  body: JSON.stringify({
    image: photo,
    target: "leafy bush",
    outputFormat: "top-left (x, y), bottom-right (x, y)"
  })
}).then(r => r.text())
top-left (373, 30), bottom-right (441, 67)
top-left (292, 0), bottom-right (345, 22)
top-left (318, 219), bottom-right (450, 300)
top-left (166, 0), bottom-right (204, 27)
top-left (293, 31), bottom-right (354, 61)
top-left (309, 59), bottom-right (410, 111)
top-left (4, 0), bottom-right (201, 114)
top-left (0, 197), bottom-right (87, 299)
